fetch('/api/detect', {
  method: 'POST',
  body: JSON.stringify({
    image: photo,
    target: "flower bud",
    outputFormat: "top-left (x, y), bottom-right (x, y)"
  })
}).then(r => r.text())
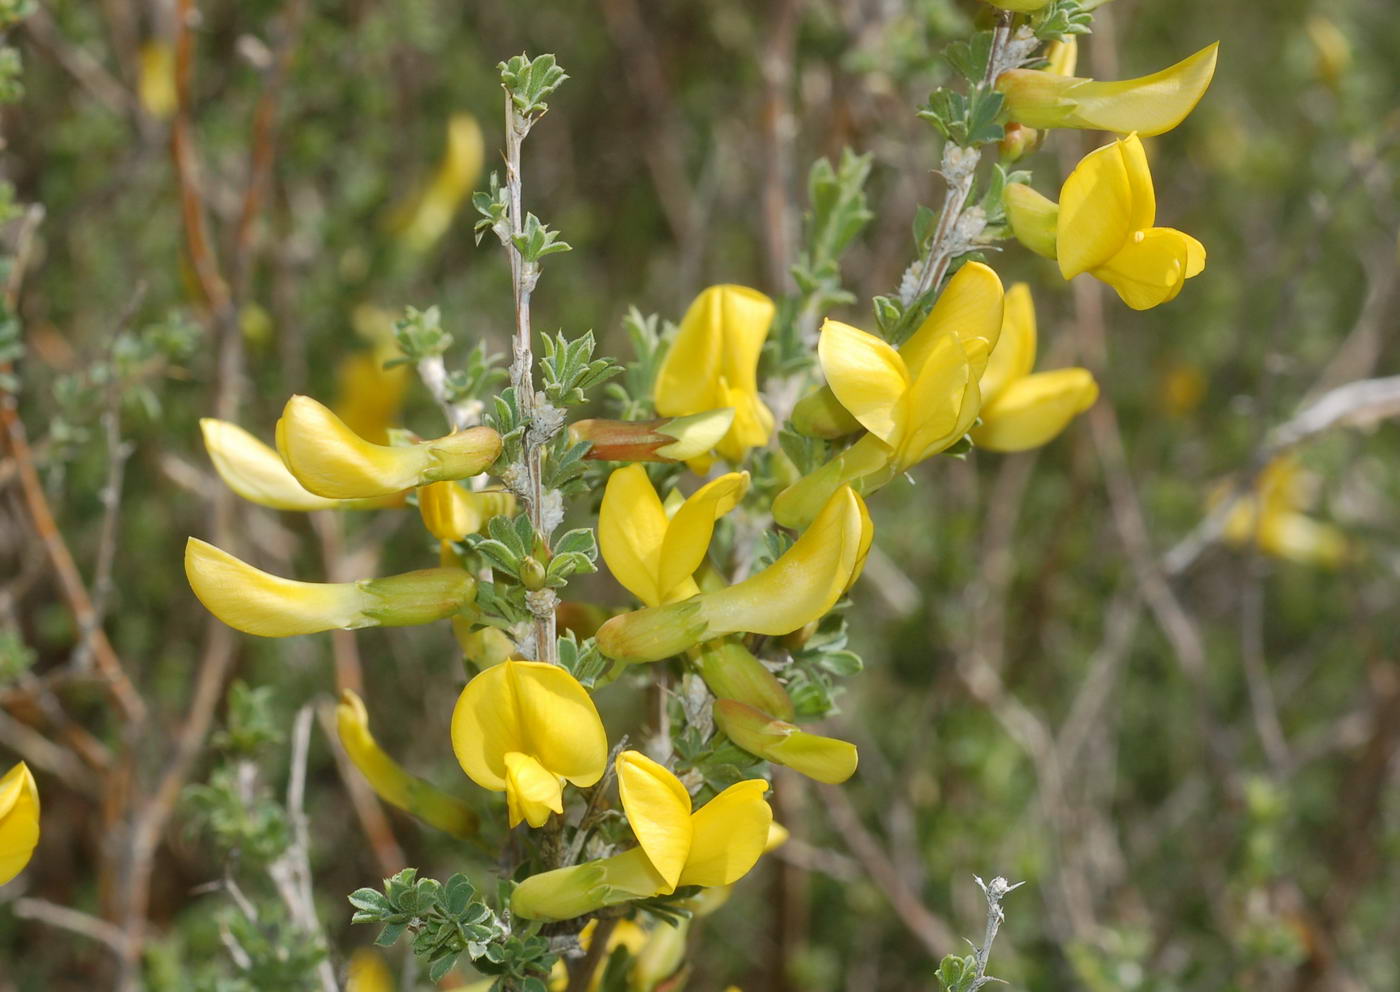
top-left (0, 762), bottom-right (40, 886)
top-left (714, 699), bottom-right (859, 784)
top-left (571, 408), bottom-right (737, 464)
top-left (695, 641), bottom-right (795, 721)
top-left (998, 122), bottom-right (1042, 163)
top-left (186, 538), bottom-right (474, 636)
top-left (336, 690), bottom-right (478, 838)
top-left (1003, 183), bottom-right (1059, 260)
top-left (276, 395), bottom-right (501, 499)
top-left (418, 482), bottom-right (514, 542)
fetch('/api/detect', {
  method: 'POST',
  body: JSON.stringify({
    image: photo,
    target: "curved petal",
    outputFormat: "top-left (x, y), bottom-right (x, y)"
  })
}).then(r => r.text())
top-left (504, 752), bottom-right (565, 828)
top-left (715, 285), bottom-right (777, 399)
top-left (1093, 227), bottom-right (1195, 310)
top-left (200, 418), bottom-right (341, 511)
top-left (677, 779), bottom-right (772, 888)
top-left (185, 538), bottom-right (368, 636)
top-left (770, 433), bottom-right (894, 531)
top-left (1004, 183), bottom-right (1060, 260)
top-left (979, 282), bottom-right (1038, 406)
top-left (1064, 43), bottom-right (1219, 137)
top-left (0, 762), bottom-right (39, 886)
top-left (901, 261), bottom-right (1005, 381)
top-left (1057, 136), bottom-right (1153, 279)
top-left (973, 368), bottom-right (1099, 452)
top-left (658, 472), bottom-right (749, 599)
top-left (817, 319), bottom-right (909, 443)
top-left (617, 750), bottom-right (693, 891)
top-left (598, 465), bottom-right (671, 606)
top-left (451, 662), bottom-right (525, 791)
top-left (509, 662), bottom-right (609, 787)
top-left (896, 333), bottom-right (972, 468)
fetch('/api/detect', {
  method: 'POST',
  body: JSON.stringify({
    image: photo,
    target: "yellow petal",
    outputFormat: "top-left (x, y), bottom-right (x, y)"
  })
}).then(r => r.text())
top-left (277, 395), bottom-right (500, 499)
top-left (1060, 43), bottom-right (1218, 137)
top-left (616, 751), bottom-right (693, 891)
top-left (973, 368), bottom-right (1099, 452)
top-left (346, 949), bottom-right (395, 992)
top-left (0, 762), bottom-right (39, 886)
top-left (450, 661), bottom-right (607, 795)
top-left (1057, 134), bottom-right (1155, 279)
top-left (336, 690), bottom-right (478, 838)
top-left (765, 822), bottom-right (790, 852)
top-left (979, 282), bottom-right (1038, 406)
top-left (698, 486), bottom-right (868, 638)
top-left (1004, 183), bottom-right (1060, 260)
top-left (334, 349), bottom-right (409, 446)
top-left (1044, 37), bottom-right (1078, 77)
top-left (1093, 227), bottom-right (1201, 310)
top-left (504, 752), bottom-right (565, 828)
top-left (658, 472), bottom-right (749, 600)
top-left (186, 538), bottom-right (368, 636)
top-left (713, 699), bottom-right (858, 784)
top-left (817, 319), bottom-right (909, 444)
top-left (201, 418), bottom-right (342, 511)
top-left (1258, 513), bottom-right (1348, 568)
top-left (677, 779), bottom-right (772, 888)
top-left (598, 465), bottom-right (672, 607)
top-left (895, 332), bottom-right (973, 467)
top-left (901, 261), bottom-right (1005, 381)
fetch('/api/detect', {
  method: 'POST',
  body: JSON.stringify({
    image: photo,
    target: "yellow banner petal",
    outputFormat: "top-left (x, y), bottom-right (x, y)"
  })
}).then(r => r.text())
top-left (617, 750), bottom-right (693, 891)
top-left (0, 762), bottom-right (39, 886)
top-left (817, 319), bottom-right (910, 444)
top-left (657, 471), bottom-right (748, 599)
top-left (598, 465), bottom-right (672, 607)
top-left (1057, 136), bottom-right (1150, 279)
top-left (677, 779), bottom-right (772, 888)
top-left (901, 261), bottom-right (1005, 381)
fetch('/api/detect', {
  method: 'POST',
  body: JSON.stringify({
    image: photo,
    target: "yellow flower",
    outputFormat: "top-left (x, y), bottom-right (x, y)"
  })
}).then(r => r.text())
top-left (418, 481), bottom-right (515, 542)
top-left (997, 43), bottom-right (1218, 137)
top-left (653, 285), bottom-right (776, 464)
top-left (0, 762), bottom-right (39, 886)
top-left (185, 538), bottom-right (475, 637)
top-left (137, 41), bottom-right (177, 119)
top-left (1221, 457), bottom-right (1348, 568)
top-left (971, 283), bottom-right (1098, 452)
top-left (336, 690), bottom-right (478, 839)
top-left (1059, 134), bottom-right (1206, 309)
top-left (334, 350), bottom-right (409, 449)
top-left (346, 948), bottom-right (396, 992)
top-left (512, 751), bottom-right (771, 921)
top-left (200, 418), bottom-right (398, 512)
top-left (1008, 135), bottom-right (1206, 311)
top-left (598, 465), bottom-right (749, 608)
top-left (774, 263), bottom-right (1003, 528)
top-left (713, 699), bottom-right (858, 784)
top-left (450, 661), bottom-right (608, 829)
top-left (389, 113), bottom-right (485, 254)
top-left (597, 486), bottom-right (872, 663)
top-left (546, 919), bottom-right (649, 992)
top-left (276, 395), bottom-right (501, 499)
top-left (630, 918), bottom-right (689, 992)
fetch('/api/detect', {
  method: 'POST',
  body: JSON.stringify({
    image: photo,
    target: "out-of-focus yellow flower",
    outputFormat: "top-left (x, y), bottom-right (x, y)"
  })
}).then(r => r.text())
top-left (418, 481), bottom-right (515, 542)
top-left (200, 418), bottom-right (400, 512)
top-left (138, 41), bottom-right (177, 119)
top-left (1305, 17), bottom-right (1350, 88)
top-left (512, 751), bottom-right (771, 921)
top-left (185, 538), bottom-right (475, 637)
top-left (775, 264), bottom-right (1003, 527)
top-left (714, 699), bottom-right (858, 784)
top-left (276, 395), bottom-right (501, 499)
top-left (389, 114), bottom-right (485, 254)
top-left (451, 661), bottom-right (607, 829)
top-left (997, 43), bottom-right (1218, 137)
top-left (630, 918), bottom-right (689, 992)
top-left (1220, 457), bottom-right (1348, 567)
top-left (971, 283), bottom-right (1098, 452)
top-left (1044, 37), bottom-right (1078, 77)
top-left (336, 689), bottom-right (478, 838)
top-left (1009, 135), bottom-right (1206, 311)
top-left (334, 351), bottom-right (409, 448)
top-left (598, 465), bottom-right (748, 608)
top-left (597, 486), bottom-right (872, 663)
top-left (570, 409), bottom-right (737, 464)
top-left (346, 948), bottom-right (395, 992)
top-left (1158, 362), bottom-right (1207, 417)
top-left (1059, 134), bottom-right (1206, 309)
top-left (545, 918), bottom-right (650, 992)
top-left (0, 762), bottom-right (39, 886)
top-left (653, 285), bottom-right (775, 465)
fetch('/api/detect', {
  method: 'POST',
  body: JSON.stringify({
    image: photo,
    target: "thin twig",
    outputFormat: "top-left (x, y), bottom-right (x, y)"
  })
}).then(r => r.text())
top-left (13, 898), bottom-right (128, 955)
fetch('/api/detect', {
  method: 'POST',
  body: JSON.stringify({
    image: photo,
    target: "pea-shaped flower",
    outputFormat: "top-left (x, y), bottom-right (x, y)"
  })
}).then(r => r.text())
top-left (997, 43), bottom-right (1218, 137)
top-left (450, 661), bottom-right (608, 828)
top-left (971, 283), bottom-right (1099, 452)
top-left (653, 285), bottom-right (775, 465)
top-left (1005, 134), bottom-right (1206, 310)
top-left (511, 750), bottom-right (772, 921)
top-left (598, 465), bottom-right (748, 608)
top-left (276, 395), bottom-right (501, 499)
top-left (0, 762), bottom-right (40, 886)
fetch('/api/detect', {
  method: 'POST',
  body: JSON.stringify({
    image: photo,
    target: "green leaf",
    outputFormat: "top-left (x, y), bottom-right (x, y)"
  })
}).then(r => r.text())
top-left (499, 54), bottom-right (569, 118)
